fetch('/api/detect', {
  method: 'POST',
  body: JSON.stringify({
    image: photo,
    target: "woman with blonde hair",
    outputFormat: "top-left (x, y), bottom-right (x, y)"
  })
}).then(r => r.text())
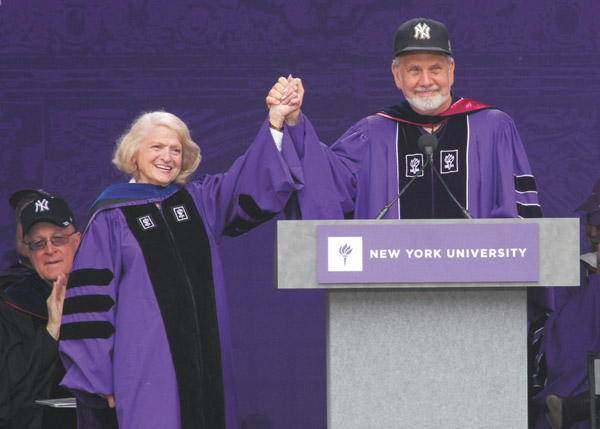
top-left (59, 79), bottom-right (303, 429)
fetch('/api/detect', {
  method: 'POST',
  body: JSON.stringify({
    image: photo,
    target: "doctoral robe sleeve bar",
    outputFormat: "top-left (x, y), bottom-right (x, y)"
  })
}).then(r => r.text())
top-left (59, 212), bottom-right (121, 402)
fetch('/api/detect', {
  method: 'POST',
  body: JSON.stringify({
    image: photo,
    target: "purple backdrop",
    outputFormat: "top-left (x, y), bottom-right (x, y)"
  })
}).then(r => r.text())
top-left (1, 1), bottom-right (599, 427)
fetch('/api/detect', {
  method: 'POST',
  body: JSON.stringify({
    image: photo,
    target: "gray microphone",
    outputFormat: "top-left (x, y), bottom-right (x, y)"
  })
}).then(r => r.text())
top-left (374, 135), bottom-right (434, 220)
top-left (417, 133), bottom-right (439, 157)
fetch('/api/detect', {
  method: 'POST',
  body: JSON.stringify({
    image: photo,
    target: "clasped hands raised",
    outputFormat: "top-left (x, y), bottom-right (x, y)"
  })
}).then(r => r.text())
top-left (267, 75), bottom-right (304, 131)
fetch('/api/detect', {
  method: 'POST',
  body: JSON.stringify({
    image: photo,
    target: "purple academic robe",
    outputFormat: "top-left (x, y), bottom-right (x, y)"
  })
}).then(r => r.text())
top-left (281, 104), bottom-right (549, 318)
top-left (59, 119), bottom-right (301, 429)
top-left (283, 106), bottom-right (542, 221)
top-left (531, 271), bottom-right (600, 429)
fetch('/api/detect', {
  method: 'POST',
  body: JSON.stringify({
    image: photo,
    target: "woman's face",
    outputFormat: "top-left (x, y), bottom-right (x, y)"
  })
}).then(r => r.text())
top-left (133, 125), bottom-right (183, 186)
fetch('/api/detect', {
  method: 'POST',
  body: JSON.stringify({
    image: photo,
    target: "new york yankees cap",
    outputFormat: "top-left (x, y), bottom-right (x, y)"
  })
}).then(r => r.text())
top-left (9, 188), bottom-right (56, 210)
top-left (20, 196), bottom-right (76, 236)
top-left (394, 17), bottom-right (452, 57)
top-left (576, 180), bottom-right (600, 225)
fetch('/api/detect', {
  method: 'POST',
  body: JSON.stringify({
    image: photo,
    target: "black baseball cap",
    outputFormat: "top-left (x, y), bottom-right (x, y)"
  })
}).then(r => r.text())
top-left (20, 196), bottom-right (76, 237)
top-left (9, 189), bottom-right (56, 210)
top-left (394, 18), bottom-right (452, 57)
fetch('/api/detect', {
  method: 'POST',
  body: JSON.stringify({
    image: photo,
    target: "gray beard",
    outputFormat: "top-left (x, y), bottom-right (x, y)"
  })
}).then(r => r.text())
top-left (406, 92), bottom-right (450, 114)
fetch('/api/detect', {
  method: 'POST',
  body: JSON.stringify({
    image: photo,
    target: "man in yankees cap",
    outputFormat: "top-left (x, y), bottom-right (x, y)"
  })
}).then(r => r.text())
top-left (266, 17), bottom-right (543, 222)
top-left (266, 14), bottom-right (545, 294)
top-left (0, 193), bottom-right (79, 428)
top-left (266, 15), bottom-right (548, 421)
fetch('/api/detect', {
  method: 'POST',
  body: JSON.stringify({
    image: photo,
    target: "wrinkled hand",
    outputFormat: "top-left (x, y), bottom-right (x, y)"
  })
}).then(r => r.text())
top-left (46, 273), bottom-right (67, 340)
top-left (99, 393), bottom-right (116, 408)
top-left (267, 75), bottom-right (304, 130)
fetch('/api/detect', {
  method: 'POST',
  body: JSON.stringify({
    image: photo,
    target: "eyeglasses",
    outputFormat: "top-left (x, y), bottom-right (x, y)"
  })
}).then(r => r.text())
top-left (24, 231), bottom-right (78, 251)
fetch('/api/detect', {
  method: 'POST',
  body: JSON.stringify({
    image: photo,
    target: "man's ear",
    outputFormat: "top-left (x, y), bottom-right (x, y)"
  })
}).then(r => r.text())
top-left (73, 231), bottom-right (82, 248)
top-left (391, 63), bottom-right (403, 91)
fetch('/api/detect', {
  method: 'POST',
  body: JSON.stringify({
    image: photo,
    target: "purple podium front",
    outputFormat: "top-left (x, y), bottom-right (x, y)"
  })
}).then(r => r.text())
top-left (276, 218), bottom-right (579, 429)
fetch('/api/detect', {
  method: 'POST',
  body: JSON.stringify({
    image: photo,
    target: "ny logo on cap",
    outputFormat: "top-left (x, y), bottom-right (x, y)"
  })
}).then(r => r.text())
top-left (35, 199), bottom-right (50, 212)
top-left (414, 22), bottom-right (431, 40)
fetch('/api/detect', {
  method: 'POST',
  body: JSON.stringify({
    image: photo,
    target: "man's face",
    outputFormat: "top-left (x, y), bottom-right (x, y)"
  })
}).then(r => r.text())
top-left (585, 214), bottom-right (600, 253)
top-left (392, 53), bottom-right (455, 116)
top-left (24, 222), bottom-right (81, 285)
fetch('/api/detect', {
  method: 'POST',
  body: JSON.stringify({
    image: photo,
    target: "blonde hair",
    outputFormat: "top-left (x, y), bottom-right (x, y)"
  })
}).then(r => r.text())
top-left (112, 111), bottom-right (201, 185)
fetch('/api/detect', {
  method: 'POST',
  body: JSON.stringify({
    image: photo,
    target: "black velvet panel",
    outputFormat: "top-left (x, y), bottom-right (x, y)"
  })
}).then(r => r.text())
top-left (162, 189), bottom-right (226, 428)
top-left (514, 175), bottom-right (539, 193)
top-left (396, 118), bottom-right (468, 219)
top-left (517, 203), bottom-right (544, 218)
top-left (63, 295), bottom-right (115, 315)
top-left (121, 190), bottom-right (225, 429)
top-left (68, 268), bottom-right (114, 289)
top-left (60, 321), bottom-right (115, 340)
top-left (223, 194), bottom-right (277, 237)
top-left (238, 193), bottom-right (277, 221)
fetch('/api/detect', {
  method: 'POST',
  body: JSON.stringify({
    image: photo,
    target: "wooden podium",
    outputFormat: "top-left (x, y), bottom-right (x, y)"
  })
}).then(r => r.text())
top-left (276, 218), bottom-right (579, 429)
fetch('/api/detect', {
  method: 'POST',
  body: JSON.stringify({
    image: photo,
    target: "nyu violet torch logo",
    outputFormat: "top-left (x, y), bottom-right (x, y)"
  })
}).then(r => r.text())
top-left (327, 236), bottom-right (363, 272)
top-left (339, 243), bottom-right (353, 266)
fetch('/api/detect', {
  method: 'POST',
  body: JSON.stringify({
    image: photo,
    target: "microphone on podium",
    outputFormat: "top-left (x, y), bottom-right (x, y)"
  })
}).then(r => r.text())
top-left (374, 134), bottom-right (435, 220)
top-left (417, 133), bottom-right (438, 157)
top-left (420, 134), bottom-right (474, 219)
top-left (375, 133), bottom-right (473, 220)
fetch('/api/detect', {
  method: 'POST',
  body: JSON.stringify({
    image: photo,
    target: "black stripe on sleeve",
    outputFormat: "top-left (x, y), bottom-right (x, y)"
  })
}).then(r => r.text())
top-left (67, 268), bottom-right (114, 289)
top-left (517, 203), bottom-right (543, 218)
top-left (60, 321), bottom-right (115, 340)
top-left (514, 175), bottom-right (538, 193)
top-left (238, 194), bottom-right (277, 221)
top-left (222, 194), bottom-right (278, 237)
top-left (63, 295), bottom-right (115, 316)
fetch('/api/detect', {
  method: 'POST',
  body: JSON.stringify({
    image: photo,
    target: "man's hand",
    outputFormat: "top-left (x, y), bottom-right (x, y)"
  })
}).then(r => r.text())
top-left (267, 75), bottom-right (304, 130)
top-left (46, 273), bottom-right (67, 340)
top-left (99, 393), bottom-right (116, 408)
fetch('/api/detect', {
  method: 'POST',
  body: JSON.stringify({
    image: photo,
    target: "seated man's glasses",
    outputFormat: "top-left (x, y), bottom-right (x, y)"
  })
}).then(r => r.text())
top-left (24, 231), bottom-right (78, 251)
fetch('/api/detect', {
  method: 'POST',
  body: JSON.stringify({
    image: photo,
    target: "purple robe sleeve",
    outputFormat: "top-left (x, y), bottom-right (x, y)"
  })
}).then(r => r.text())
top-left (186, 118), bottom-right (305, 237)
top-left (277, 113), bottom-right (367, 220)
top-left (59, 211), bottom-right (120, 402)
top-left (466, 109), bottom-right (542, 219)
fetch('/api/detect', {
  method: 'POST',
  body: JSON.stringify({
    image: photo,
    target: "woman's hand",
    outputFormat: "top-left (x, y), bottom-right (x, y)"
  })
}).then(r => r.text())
top-left (267, 75), bottom-right (304, 130)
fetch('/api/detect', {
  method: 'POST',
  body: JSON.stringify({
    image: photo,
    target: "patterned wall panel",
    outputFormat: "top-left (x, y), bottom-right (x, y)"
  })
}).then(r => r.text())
top-left (1, 0), bottom-right (599, 427)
